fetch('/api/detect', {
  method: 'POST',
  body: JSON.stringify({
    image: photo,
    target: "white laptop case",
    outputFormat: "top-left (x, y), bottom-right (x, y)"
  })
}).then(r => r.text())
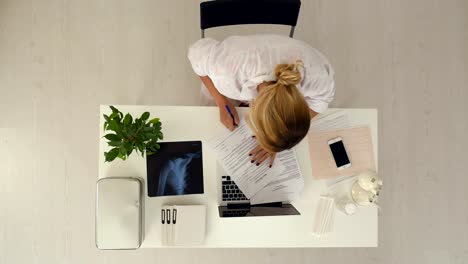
top-left (96, 177), bottom-right (143, 250)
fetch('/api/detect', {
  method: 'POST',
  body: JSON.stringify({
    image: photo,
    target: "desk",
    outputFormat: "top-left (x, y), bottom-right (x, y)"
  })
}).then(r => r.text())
top-left (98, 105), bottom-right (378, 248)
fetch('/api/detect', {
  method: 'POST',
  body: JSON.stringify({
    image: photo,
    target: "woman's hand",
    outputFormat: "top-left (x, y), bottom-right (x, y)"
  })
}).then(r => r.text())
top-left (215, 95), bottom-right (240, 131)
top-left (249, 143), bottom-right (276, 168)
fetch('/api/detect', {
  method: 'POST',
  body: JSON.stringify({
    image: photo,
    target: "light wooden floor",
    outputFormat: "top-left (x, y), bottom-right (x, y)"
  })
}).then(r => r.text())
top-left (1, 0), bottom-right (467, 263)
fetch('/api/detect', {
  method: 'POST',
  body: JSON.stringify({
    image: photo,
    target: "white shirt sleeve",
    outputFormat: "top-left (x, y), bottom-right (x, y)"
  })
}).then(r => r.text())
top-left (301, 65), bottom-right (335, 113)
top-left (187, 38), bottom-right (219, 76)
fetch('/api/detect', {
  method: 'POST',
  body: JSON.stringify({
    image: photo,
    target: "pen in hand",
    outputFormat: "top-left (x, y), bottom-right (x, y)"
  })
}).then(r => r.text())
top-left (225, 105), bottom-right (237, 127)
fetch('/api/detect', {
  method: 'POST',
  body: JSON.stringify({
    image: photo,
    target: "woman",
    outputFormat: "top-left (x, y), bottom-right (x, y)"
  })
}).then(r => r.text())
top-left (188, 34), bottom-right (335, 166)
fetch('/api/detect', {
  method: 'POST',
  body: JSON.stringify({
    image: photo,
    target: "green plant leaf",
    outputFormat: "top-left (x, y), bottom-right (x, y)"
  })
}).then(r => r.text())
top-left (116, 130), bottom-right (125, 139)
top-left (118, 152), bottom-right (126, 160)
top-left (144, 132), bottom-right (154, 139)
top-left (104, 148), bottom-right (119, 162)
top-left (123, 142), bottom-right (132, 152)
top-left (134, 134), bottom-right (144, 144)
top-left (120, 144), bottom-right (127, 155)
top-left (136, 143), bottom-right (145, 156)
top-left (110, 105), bottom-right (118, 113)
top-left (107, 141), bottom-right (121, 147)
top-left (141, 112), bottom-right (150, 121)
top-left (108, 120), bottom-right (119, 131)
top-left (123, 113), bottom-right (132, 125)
top-left (109, 106), bottom-right (124, 122)
top-left (149, 118), bottom-right (159, 124)
top-left (132, 122), bottom-right (142, 133)
top-left (103, 115), bottom-right (111, 131)
top-left (104, 133), bottom-right (120, 141)
top-left (146, 140), bottom-right (161, 153)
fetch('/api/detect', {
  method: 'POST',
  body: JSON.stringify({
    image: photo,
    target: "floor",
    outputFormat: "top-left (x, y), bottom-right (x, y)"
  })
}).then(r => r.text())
top-left (1, 0), bottom-right (467, 263)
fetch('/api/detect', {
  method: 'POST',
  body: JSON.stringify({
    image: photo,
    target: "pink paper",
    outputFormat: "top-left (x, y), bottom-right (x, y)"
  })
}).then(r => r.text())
top-left (308, 126), bottom-right (375, 180)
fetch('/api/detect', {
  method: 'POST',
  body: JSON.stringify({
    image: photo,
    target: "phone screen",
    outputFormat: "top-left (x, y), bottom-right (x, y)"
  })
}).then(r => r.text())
top-left (329, 140), bottom-right (350, 168)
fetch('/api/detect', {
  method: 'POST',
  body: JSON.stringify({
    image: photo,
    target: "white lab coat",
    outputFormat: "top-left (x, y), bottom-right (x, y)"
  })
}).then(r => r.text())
top-left (188, 34), bottom-right (335, 113)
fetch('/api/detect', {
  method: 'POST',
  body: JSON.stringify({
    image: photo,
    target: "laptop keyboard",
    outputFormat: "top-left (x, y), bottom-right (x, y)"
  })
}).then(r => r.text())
top-left (221, 176), bottom-right (249, 202)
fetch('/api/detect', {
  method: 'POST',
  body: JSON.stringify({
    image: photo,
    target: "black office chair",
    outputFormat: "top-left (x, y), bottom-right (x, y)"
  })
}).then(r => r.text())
top-left (200, 0), bottom-right (301, 38)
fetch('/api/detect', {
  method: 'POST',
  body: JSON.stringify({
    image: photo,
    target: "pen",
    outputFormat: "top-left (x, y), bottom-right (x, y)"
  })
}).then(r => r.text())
top-left (225, 105), bottom-right (236, 126)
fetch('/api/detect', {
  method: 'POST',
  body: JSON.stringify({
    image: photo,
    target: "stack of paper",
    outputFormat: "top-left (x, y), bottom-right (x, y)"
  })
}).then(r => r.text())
top-left (208, 119), bottom-right (304, 205)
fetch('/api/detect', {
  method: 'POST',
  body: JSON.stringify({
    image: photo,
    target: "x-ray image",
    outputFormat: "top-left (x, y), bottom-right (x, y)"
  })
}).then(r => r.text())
top-left (146, 141), bottom-right (204, 197)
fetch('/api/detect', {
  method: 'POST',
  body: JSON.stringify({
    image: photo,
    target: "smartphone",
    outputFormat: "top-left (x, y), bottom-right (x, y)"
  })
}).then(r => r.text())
top-left (328, 137), bottom-right (351, 170)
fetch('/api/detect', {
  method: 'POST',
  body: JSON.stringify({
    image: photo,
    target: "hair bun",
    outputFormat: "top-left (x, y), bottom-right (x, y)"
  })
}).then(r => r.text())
top-left (274, 60), bottom-right (303, 86)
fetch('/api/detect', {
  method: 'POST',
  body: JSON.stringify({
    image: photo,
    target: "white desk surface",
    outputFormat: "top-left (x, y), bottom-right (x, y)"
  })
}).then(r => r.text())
top-left (98, 105), bottom-right (378, 248)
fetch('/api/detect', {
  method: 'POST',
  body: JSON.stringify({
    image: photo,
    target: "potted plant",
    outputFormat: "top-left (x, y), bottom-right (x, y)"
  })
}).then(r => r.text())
top-left (102, 106), bottom-right (163, 162)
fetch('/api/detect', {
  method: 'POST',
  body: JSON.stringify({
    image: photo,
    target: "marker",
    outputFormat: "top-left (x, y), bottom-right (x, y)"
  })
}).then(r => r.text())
top-left (225, 105), bottom-right (236, 126)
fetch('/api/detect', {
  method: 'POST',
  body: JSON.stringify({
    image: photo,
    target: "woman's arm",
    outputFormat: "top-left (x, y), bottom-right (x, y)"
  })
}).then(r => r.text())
top-left (199, 75), bottom-right (240, 130)
top-left (199, 76), bottom-right (224, 105)
top-left (310, 109), bottom-right (318, 119)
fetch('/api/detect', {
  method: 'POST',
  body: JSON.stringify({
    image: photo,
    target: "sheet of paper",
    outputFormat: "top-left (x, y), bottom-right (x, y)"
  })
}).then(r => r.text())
top-left (250, 149), bottom-right (304, 204)
top-left (207, 120), bottom-right (284, 197)
top-left (310, 111), bottom-right (351, 132)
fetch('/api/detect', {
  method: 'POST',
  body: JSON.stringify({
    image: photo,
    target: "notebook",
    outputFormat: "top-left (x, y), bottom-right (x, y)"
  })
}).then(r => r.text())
top-left (160, 205), bottom-right (206, 246)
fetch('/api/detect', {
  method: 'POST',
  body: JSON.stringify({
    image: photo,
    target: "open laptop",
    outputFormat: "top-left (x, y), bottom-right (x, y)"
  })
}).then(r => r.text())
top-left (217, 163), bottom-right (300, 218)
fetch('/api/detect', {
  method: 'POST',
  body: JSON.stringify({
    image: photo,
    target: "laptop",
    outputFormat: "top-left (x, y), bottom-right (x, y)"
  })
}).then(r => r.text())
top-left (217, 163), bottom-right (300, 218)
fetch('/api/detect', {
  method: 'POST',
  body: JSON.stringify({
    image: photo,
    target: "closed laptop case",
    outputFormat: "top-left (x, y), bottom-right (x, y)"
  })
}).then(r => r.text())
top-left (96, 177), bottom-right (143, 250)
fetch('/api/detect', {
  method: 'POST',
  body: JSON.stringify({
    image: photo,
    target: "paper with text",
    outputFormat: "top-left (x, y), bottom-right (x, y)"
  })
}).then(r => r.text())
top-left (250, 149), bottom-right (304, 204)
top-left (310, 111), bottom-right (351, 132)
top-left (208, 120), bottom-right (305, 201)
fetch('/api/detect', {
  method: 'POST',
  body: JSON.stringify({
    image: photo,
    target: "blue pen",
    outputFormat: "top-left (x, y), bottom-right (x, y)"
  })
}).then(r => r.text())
top-left (225, 105), bottom-right (236, 126)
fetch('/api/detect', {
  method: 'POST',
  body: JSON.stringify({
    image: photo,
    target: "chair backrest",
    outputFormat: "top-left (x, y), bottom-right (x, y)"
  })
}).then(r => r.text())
top-left (200, 0), bottom-right (301, 38)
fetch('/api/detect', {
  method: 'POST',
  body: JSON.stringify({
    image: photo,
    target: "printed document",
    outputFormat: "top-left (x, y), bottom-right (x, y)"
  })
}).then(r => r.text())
top-left (250, 149), bottom-right (304, 204)
top-left (310, 111), bottom-right (350, 132)
top-left (208, 119), bottom-right (303, 200)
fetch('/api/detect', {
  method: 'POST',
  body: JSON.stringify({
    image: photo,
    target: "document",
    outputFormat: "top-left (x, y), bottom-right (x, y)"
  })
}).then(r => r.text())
top-left (250, 149), bottom-right (304, 204)
top-left (310, 111), bottom-right (350, 132)
top-left (208, 119), bottom-right (303, 199)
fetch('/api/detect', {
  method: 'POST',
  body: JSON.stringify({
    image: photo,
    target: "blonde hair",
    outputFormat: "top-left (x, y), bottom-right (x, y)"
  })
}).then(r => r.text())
top-left (247, 60), bottom-right (311, 153)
